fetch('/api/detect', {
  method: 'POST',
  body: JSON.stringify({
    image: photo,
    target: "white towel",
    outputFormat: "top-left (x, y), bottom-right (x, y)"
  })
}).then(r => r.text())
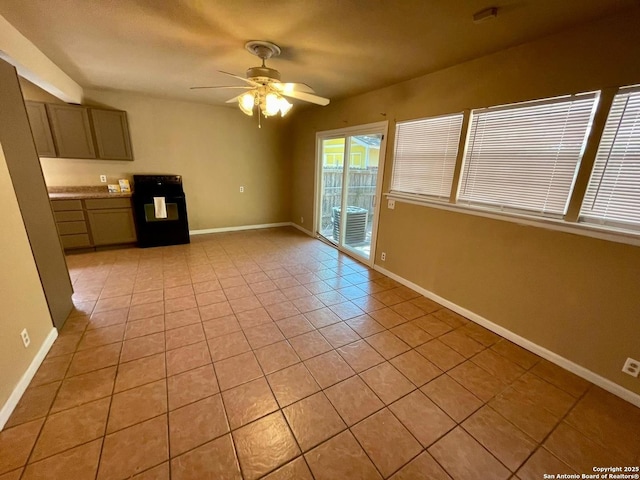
top-left (153, 197), bottom-right (167, 219)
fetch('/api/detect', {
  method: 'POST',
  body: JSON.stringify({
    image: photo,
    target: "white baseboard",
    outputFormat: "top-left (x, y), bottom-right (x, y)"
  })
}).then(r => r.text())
top-left (0, 327), bottom-right (58, 430)
top-left (374, 264), bottom-right (640, 408)
top-left (190, 222), bottom-right (291, 236)
top-left (290, 222), bottom-right (314, 237)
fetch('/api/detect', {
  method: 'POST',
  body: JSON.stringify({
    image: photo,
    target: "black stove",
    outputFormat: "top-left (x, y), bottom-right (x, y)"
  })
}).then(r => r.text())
top-left (132, 174), bottom-right (190, 248)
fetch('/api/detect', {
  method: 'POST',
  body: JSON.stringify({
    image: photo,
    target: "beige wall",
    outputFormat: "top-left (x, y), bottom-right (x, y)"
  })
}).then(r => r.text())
top-left (28, 90), bottom-right (291, 230)
top-left (289, 11), bottom-right (640, 394)
top-left (0, 142), bottom-right (54, 411)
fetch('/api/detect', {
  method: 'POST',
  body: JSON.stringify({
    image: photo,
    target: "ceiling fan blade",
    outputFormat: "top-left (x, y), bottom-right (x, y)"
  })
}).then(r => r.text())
top-left (272, 82), bottom-right (315, 94)
top-left (190, 86), bottom-right (253, 90)
top-left (225, 94), bottom-right (244, 104)
top-left (218, 71), bottom-right (261, 87)
top-left (280, 90), bottom-right (330, 106)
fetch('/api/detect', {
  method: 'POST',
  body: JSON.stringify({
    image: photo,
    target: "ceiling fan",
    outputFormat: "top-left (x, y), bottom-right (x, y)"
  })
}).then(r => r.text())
top-left (191, 41), bottom-right (330, 125)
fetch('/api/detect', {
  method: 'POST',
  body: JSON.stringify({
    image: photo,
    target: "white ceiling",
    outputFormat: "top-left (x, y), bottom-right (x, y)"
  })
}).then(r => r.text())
top-left (1, 0), bottom-right (637, 106)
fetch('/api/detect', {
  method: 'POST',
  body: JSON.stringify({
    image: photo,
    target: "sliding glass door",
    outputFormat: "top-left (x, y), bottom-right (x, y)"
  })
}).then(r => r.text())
top-left (316, 122), bottom-right (388, 265)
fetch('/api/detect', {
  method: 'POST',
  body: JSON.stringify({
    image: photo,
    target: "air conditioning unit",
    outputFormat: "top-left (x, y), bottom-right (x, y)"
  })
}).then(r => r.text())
top-left (332, 206), bottom-right (368, 244)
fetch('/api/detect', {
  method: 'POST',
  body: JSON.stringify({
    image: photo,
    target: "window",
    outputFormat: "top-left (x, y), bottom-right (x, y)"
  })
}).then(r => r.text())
top-left (459, 94), bottom-right (597, 216)
top-left (391, 113), bottom-right (463, 200)
top-left (580, 86), bottom-right (640, 231)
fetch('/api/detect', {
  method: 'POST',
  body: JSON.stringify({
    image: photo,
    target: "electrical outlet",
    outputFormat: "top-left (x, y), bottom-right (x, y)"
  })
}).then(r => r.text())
top-left (20, 328), bottom-right (30, 348)
top-left (300, 217), bottom-right (304, 224)
top-left (239, 186), bottom-right (244, 193)
top-left (622, 357), bottom-right (640, 377)
top-left (388, 199), bottom-right (395, 209)
top-left (99, 175), bottom-right (107, 183)
top-left (381, 252), bottom-right (386, 261)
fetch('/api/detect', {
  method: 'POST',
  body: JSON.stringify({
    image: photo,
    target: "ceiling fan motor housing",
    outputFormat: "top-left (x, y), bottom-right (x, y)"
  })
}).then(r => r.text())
top-left (246, 66), bottom-right (281, 82)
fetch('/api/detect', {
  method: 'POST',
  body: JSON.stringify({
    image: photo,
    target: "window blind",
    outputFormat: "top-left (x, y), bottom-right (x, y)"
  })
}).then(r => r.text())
top-left (391, 113), bottom-right (463, 200)
top-left (580, 87), bottom-right (640, 231)
top-left (459, 94), bottom-right (597, 216)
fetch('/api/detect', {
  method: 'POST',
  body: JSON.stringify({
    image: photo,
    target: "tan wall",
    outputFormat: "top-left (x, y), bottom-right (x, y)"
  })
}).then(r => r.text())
top-left (289, 11), bottom-right (640, 394)
top-left (27, 90), bottom-right (291, 231)
top-left (0, 142), bottom-right (54, 411)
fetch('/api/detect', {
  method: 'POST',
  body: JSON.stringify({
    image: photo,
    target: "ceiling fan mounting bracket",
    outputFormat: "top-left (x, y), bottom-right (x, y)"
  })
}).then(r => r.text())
top-left (245, 41), bottom-right (281, 61)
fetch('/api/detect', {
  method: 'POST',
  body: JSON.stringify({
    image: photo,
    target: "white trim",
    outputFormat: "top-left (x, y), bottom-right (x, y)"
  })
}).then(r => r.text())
top-left (290, 222), bottom-right (314, 237)
top-left (385, 192), bottom-right (640, 247)
top-left (374, 264), bottom-right (640, 408)
top-left (189, 222), bottom-right (291, 236)
top-left (0, 327), bottom-right (58, 430)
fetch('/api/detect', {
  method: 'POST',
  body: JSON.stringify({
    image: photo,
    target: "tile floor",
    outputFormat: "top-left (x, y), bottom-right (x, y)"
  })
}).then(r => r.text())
top-left (1, 227), bottom-right (639, 480)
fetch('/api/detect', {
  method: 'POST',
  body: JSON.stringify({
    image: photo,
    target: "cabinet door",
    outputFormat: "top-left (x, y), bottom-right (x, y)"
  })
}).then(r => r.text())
top-left (86, 208), bottom-right (137, 245)
top-left (89, 109), bottom-right (134, 160)
top-left (46, 103), bottom-right (96, 158)
top-left (25, 101), bottom-right (57, 157)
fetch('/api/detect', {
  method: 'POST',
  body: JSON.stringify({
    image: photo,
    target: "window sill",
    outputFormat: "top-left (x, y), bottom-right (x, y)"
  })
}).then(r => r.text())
top-left (384, 192), bottom-right (640, 247)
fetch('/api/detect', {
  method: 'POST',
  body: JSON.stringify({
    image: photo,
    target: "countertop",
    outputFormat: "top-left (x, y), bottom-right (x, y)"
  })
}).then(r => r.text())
top-left (48, 186), bottom-right (132, 200)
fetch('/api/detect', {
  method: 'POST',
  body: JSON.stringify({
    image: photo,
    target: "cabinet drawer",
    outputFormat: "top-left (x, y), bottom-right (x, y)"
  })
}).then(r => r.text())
top-left (57, 221), bottom-right (88, 235)
top-left (84, 198), bottom-right (131, 210)
top-left (54, 210), bottom-right (85, 222)
top-left (61, 234), bottom-right (91, 249)
top-left (51, 199), bottom-right (83, 211)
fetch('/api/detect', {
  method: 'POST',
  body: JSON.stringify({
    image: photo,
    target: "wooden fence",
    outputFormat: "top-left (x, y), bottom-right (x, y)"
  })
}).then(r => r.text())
top-left (320, 168), bottom-right (378, 232)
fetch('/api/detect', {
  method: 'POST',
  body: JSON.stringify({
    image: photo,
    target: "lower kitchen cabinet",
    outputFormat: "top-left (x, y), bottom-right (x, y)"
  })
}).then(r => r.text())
top-left (86, 208), bottom-right (136, 245)
top-left (51, 197), bottom-right (137, 250)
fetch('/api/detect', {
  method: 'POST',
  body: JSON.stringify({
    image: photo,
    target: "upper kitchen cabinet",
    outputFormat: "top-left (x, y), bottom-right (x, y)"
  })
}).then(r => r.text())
top-left (89, 108), bottom-right (134, 161)
top-left (25, 101), bottom-right (57, 157)
top-left (46, 103), bottom-right (97, 159)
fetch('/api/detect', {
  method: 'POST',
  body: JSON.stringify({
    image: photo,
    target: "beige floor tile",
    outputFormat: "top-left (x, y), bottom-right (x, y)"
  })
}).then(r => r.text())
top-left (254, 340), bottom-right (301, 374)
top-left (236, 307), bottom-right (272, 329)
top-left (439, 329), bottom-right (485, 358)
top-left (115, 353), bottom-right (166, 393)
top-left (389, 390), bottom-right (455, 448)
top-left (167, 364), bottom-right (219, 410)
top-left (291, 295), bottom-right (325, 313)
top-left (490, 339), bottom-right (541, 369)
top-left (202, 315), bottom-right (242, 339)
top-left (305, 430), bottom-right (382, 480)
top-left (31, 398), bottom-right (109, 462)
top-left (283, 392), bottom-right (346, 451)
top-left (471, 348), bottom-right (526, 385)
top-left (329, 301), bottom-right (365, 320)
top-left (222, 378), bottom-right (279, 429)
top-left (389, 452), bottom-right (452, 480)
top-left (207, 331), bottom-right (251, 361)
top-left (458, 322), bottom-right (501, 347)
top-left (262, 457), bottom-right (313, 480)
top-left (128, 301), bottom-right (164, 321)
top-left (462, 406), bottom-right (537, 471)
top-left (171, 435), bottom-right (241, 480)
top-left (516, 448), bottom-right (576, 480)
top-left (76, 324), bottom-right (125, 351)
top-left (67, 343), bottom-right (121, 376)
top-left (303, 308), bottom-right (341, 329)
top-left (98, 415), bottom-right (168, 480)
top-left (165, 322), bottom-right (206, 351)
top-left (350, 295), bottom-right (386, 313)
top-left (169, 394), bottom-right (229, 456)
top-left (87, 308), bottom-right (129, 330)
top-left (107, 380), bottom-right (167, 433)
top-left (360, 362), bottom-right (415, 404)
top-left (288, 330), bottom-right (333, 360)
top-left (131, 462), bottom-right (170, 479)
top-left (432, 309), bottom-right (469, 328)
top-left (214, 351), bottom-right (263, 391)
top-left (267, 363), bottom-right (320, 407)
top-left (166, 340), bottom-right (211, 376)
top-left (120, 332), bottom-right (165, 363)
top-left (530, 359), bottom-right (591, 398)
top-left (390, 301), bottom-right (426, 320)
top-left (412, 315), bottom-right (453, 337)
top-left (352, 408), bottom-right (422, 477)
top-left (51, 366), bottom-right (116, 413)
top-left (5, 382), bottom-right (60, 427)
top-left (276, 315), bottom-right (315, 338)
top-left (199, 301), bottom-right (234, 321)
top-left (368, 307), bottom-right (406, 329)
top-left (0, 419), bottom-right (44, 475)
top-left (233, 412), bottom-right (300, 480)
top-left (324, 376), bottom-right (384, 426)
top-left (389, 322), bottom-right (432, 347)
top-left (164, 307), bottom-right (201, 330)
top-left (421, 374), bottom-right (483, 422)
top-left (164, 294), bottom-right (198, 314)
top-left (265, 301), bottom-right (301, 321)
top-left (511, 372), bottom-right (576, 417)
top-left (30, 354), bottom-right (72, 387)
top-left (318, 322), bottom-right (360, 348)
top-left (21, 439), bottom-right (102, 480)
top-left (124, 315), bottom-right (165, 339)
top-left (346, 314), bottom-right (386, 337)
top-left (365, 331), bottom-right (411, 359)
top-left (449, 361), bottom-right (508, 402)
top-left (428, 427), bottom-right (510, 480)
top-left (244, 322), bottom-right (285, 349)
top-left (390, 350), bottom-right (442, 386)
top-left (304, 350), bottom-right (355, 388)
top-left (337, 340), bottom-right (385, 373)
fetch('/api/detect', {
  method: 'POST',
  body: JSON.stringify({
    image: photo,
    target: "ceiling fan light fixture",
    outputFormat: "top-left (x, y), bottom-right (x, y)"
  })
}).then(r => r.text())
top-left (263, 92), bottom-right (281, 117)
top-left (239, 91), bottom-right (255, 116)
top-left (279, 97), bottom-right (293, 117)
